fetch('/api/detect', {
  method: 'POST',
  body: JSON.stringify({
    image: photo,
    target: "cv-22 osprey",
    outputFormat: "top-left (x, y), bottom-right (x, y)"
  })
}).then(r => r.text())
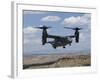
top-left (35, 25), bottom-right (82, 49)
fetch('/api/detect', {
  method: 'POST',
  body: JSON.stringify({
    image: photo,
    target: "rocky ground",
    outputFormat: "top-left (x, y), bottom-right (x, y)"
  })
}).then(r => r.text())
top-left (23, 54), bottom-right (91, 69)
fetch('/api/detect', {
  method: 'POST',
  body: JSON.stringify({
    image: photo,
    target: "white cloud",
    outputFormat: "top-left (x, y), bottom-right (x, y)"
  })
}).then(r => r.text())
top-left (23, 26), bottom-right (52, 54)
top-left (41, 16), bottom-right (60, 22)
top-left (24, 26), bottom-right (38, 34)
top-left (62, 14), bottom-right (91, 50)
top-left (23, 26), bottom-right (40, 44)
top-left (62, 14), bottom-right (91, 27)
top-left (61, 14), bottom-right (91, 52)
top-left (24, 11), bottom-right (46, 14)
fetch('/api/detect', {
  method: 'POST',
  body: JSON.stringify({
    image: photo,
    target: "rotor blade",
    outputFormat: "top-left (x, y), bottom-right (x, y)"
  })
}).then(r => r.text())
top-left (35, 27), bottom-right (44, 29)
top-left (64, 27), bottom-right (75, 30)
top-left (34, 26), bottom-right (52, 29)
top-left (64, 27), bottom-right (82, 30)
top-left (42, 25), bottom-right (52, 28)
top-left (75, 27), bottom-right (82, 30)
top-left (45, 27), bottom-right (52, 29)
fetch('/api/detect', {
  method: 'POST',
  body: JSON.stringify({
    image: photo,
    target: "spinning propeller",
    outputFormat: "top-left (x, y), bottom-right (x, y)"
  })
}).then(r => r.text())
top-left (35, 25), bottom-right (52, 29)
top-left (64, 27), bottom-right (82, 30)
top-left (35, 25), bottom-right (52, 45)
top-left (64, 27), bottom-right (82, 43)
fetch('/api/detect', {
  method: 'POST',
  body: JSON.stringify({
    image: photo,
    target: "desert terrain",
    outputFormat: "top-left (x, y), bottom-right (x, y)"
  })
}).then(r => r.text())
top-left (23, 53), bottom-right (91, 69)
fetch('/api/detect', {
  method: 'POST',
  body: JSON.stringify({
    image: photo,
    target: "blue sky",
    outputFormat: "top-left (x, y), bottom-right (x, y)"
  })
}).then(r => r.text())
top-left (23, 10), bottom-right (91, 54)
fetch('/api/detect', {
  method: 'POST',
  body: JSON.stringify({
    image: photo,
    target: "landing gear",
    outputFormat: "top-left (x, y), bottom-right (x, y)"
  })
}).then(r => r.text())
top-left (54, 47), bottom-right (56, 49)
top-left (69, 43), bottom-right (71, 46)
top-left (52, 45), bottom-right (56, 49)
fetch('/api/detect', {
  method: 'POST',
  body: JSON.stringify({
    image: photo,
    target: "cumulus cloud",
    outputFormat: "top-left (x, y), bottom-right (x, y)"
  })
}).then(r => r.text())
top-left (41, 16), bottom-right (61, 22)
top-left (23, 26), bottom-right (54, 54)
top-left (24, 26), bottom-right (38, 34)
top-left (23, 26), bottom-right (40, 44)
top-left (62, 14), bottom-right (91, 27)
top-left (61, 13), bottom-right (91, 52)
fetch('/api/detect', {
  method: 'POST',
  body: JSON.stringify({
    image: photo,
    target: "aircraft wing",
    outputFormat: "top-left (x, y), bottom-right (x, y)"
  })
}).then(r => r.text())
top-left (47, 35), bottom-right (61, 39)
top-left (48, 35), bottom-right (75, 39)
top-left (65, 35), bottom-right (75, 38)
